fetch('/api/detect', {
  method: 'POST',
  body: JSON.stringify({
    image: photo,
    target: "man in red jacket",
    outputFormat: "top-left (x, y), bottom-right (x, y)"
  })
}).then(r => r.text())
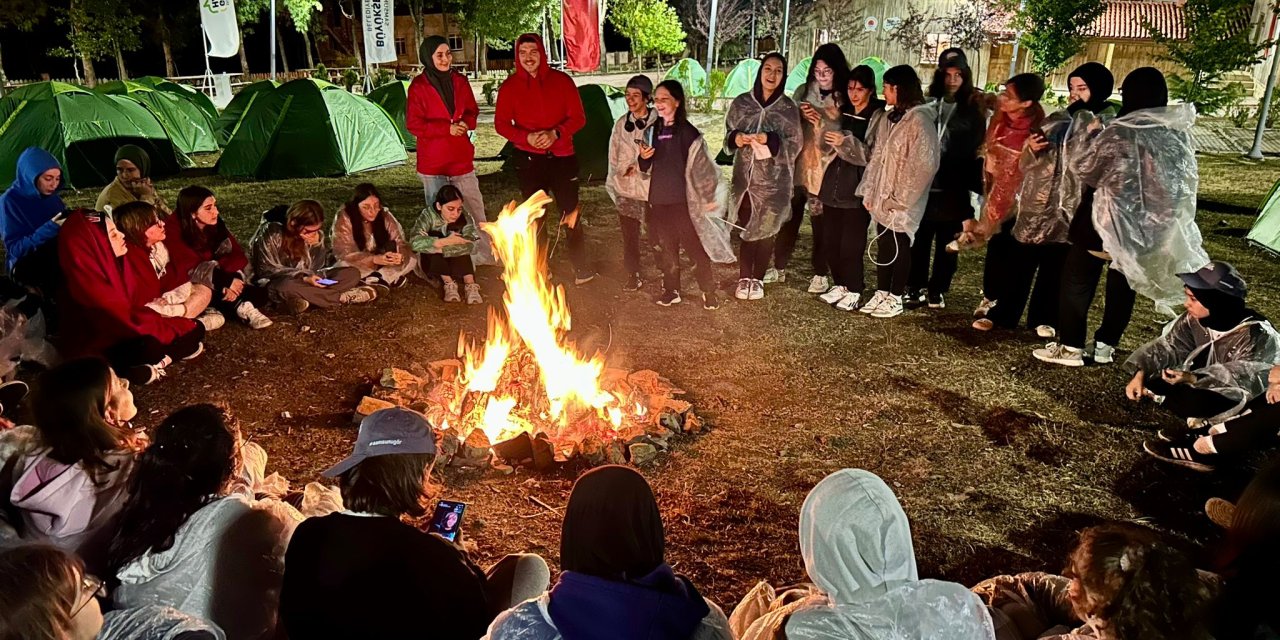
top-left (495, 33), bottom-right (592, 284)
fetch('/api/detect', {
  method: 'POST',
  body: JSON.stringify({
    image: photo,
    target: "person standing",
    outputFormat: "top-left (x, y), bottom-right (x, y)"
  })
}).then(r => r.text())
top-left (495, 33), bottom-right (591, 284)
top-left (606, 75), bottom-right (659, 292)
top-left (725, 53), bottom-right (803, 301)
top-left (407, 35), bottom-right (494, 266)
top-left (0, 147), bottom-right (66, 296)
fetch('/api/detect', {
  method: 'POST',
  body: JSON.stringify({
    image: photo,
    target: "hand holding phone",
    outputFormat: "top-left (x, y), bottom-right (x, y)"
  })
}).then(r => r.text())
top-left (429, 500), bottom-right (467, 542)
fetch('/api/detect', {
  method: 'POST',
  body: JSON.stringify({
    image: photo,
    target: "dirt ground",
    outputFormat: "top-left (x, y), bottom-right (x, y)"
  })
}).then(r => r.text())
top-left (51, 141), bottom-right (1280, 609)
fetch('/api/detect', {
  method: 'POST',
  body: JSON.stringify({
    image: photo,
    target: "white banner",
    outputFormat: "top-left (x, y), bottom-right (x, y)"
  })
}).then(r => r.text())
top-left (363, 0), bottom-right (397, 65)
top-left (200, 0), bottom-right (240, 58)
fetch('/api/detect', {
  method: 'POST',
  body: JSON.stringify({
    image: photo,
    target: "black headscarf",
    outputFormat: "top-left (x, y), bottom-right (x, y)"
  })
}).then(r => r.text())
top-left (938, 47), bottom-right (967, 67)
top-left (1118, 67), bottom-right (1168, 117)
top-left (753, 52), bottom-right (788, 108)
top-left (807, 43), bottom-right (850, 101)
top-left (1190, 286), bottom-right (1254, 332)
top-left (419, 35), bottom-right (455, 115)
top-left (560, 465), bottom-right (665, 581)
top-left (1066, 62), bottom-right (1114, 115)
top-left (114, 144), bottom-right (152, 178)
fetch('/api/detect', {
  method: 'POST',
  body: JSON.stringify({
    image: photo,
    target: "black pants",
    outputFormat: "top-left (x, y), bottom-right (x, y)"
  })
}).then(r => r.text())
top-left (981, 220), bottom-right (1018, 303)
top-left (104, 324), bottom-right (206, 371)
top-left (987, 242), bottom-right (1069, 329)
top-left (1057, 243), bottom-right (1136, 349)
top-left (210, 270), bottom-right (270, 318)
top-left (11, 239), bottom-right (62, 297)
top-left (1208, 394), bottom-right (1280, 456)
top-left (774, 188), bottom-right (824, 274)
top-left (620, 216), bottom-right (643, 276)
top-left (516, 153), bottom-right (585, 272)
top-left (652, 202), bottom-right (713, 294)
top-left (908, 219), bottom-right (964, 296)
top-left (423, 253), bottom-right (475, 281)
top-left (874, 224), bottom-right (911, 295)
top-left (823, 205), bottom-right (870, 292)
top-left (737, 199), bottom-right (775, 280)
top-left (1145, 377), bottom-right (1239, 420)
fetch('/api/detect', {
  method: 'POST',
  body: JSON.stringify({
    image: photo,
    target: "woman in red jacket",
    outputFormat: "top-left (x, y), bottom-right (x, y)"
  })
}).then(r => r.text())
top-left (407, 35), bottom-right (494, 266)
top-left (57, 210), bottom-right (205, 385)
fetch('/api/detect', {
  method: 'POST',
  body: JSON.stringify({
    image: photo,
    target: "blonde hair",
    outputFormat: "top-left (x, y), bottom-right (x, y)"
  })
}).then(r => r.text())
top-left (0, 545), bottom-right (82, 640)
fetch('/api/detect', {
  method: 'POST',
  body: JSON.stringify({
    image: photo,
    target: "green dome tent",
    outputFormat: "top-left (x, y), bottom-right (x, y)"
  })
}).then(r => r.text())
top-left (856, 57), bottom-right (887, 94)
top-left (1249, 179), bottom-right (1280, 255)
top-left (129, 76), bottom-right (219, 122)
top-left (367, 80), bottom-right (414, 150)
top-left (786, 57), bottom-right (811, 94)
top-left (0, 81), bottom-right (185, 189)
top-left (724, 59), bottom-right (760, 99)
top-left (217, 79), bottom-right (407, 180)
top-left (96, 80), bottom-right (219, 155)
top-left (664, 58), bottom-right (708, 97)
top-left (500, 83), bottom-right (627, 182)
top-left (215, 80), bottom-right (278, 146)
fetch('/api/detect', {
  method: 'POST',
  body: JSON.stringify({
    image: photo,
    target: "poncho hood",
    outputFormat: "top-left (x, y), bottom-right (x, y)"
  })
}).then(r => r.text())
top-left (1067, 62), bottom-right (1114, 115)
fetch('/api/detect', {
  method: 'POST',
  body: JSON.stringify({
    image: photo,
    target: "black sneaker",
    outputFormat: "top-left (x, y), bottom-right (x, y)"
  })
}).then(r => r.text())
top-left (362, 275), bottom-right (392, 294)
top-left (0, 381), bottom-right (29, 417)
top-left (1157, 425), bottom-right (1207, 443)
top-left (904, 289), bottom-right (928, 309)
top-left (1143, 440), bottom-right (1216, 472)
top-left (702, 292), bottom-right (719, 310)
top-left (927, 292), bottom-right (946, 309)
top-left (656, 290), bottom-right (682, 307)
top-left (623, 274), bottom-right (643, 292)
top-left (124, 364), bottom-right (164, 386)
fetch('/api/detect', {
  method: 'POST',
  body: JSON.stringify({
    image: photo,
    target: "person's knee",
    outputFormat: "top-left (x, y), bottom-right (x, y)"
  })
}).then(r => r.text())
top-left (185, 284), bottom-right (214, 318)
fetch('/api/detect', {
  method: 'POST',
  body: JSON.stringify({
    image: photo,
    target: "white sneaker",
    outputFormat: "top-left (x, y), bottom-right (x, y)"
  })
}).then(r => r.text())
top-left (860, 290), bottom-right (888, 314)
top-left (1035, 325), bottom-right (1057, 339)
top-left (443, 281), bottom-right (461, 303)
top-left (1093, 342), bottom-right (1116, 364)
top-left (734, 279), bottom-right (751, 300)
top-left (870, 294), bottom-right (904, 318)
top-left (236, 301), bottom-right (273, 329)
top-left (339, 285), bottom-right (378, 305)
top-left (973, 297), bottom-right (996, 319)
top-left (197, 308), bottom-right (225, 331)
top-left (835, 291), bottom-right (862, 311)
top-left (819, 285), bottom-right (848, 304)
top-left (807, 275), bottom-right (830, 294)
top-left (464, 282), bottom-right (483, 305)
top-left (748, 280), bottom-right (764, 300)
top-left (763, 267), bottom-right (785, 283)
top-left (1033, 342), bottom-right (1085, 367)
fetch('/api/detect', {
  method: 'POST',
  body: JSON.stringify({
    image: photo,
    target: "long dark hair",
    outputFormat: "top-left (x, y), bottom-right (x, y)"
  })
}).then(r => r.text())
top-left (343, 183), bottom-right (392, 253)
top-left (883, 65), bottom-right (925, 120)
top-left (848, 64), bottom-right (879, 104)
top-left (1214, 461), bottom-right (1280, 636)
top-left (108, 404), bottom-right (240, 573)
top-left (282, 200), bottom-right (325, 261)
top-left (655, 80), bottom-right (688, 126)
top-left (928, 61), bottom-right (975, 108)
top-left (31, 358), bottom-right (136, 479)
top-left (807, 43), bottom-right (850, 103)
top-left (339, 453), bottom-right (436, 517)
top-left (175, 185), bottom-right (229, 254)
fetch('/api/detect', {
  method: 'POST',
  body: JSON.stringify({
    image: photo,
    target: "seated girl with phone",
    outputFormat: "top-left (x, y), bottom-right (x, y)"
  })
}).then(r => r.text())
top-left (411, 185), bottom-right (484, 305)
top-left (332, 183), bottom-right (418, 291)
top-left (248, 200), bottom-right (379, 314)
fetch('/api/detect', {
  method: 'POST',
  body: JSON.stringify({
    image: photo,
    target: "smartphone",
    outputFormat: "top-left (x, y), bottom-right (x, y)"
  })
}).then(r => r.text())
top-left (644, 126), bottom-right (655, 147)
top-left (429, 500), bottom-right (466, 541)
top-left (315, 278), bottom-right (339, 286)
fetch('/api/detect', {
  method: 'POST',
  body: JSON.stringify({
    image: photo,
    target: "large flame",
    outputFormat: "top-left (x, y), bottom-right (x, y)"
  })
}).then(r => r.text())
top-left (456, 192), bottom-right (625, 444)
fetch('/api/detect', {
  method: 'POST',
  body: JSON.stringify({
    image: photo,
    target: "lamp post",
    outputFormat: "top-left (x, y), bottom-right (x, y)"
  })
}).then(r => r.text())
top-left (1249, 19), bottom-right (1280, 159)
top-left (270, 0), bottom-right (277, 80)
top-left (781, 0), bottom-right (791, 58)
top-left (707, 0), bottom-right (719, 70)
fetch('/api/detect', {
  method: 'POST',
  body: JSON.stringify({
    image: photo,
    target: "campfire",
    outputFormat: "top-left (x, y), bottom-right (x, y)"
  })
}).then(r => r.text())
top-left (356, 192), bottom-right (704, 470)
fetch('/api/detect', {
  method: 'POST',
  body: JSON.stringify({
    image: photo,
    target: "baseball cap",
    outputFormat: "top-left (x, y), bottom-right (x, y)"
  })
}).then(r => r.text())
top-left (323, 407), bottom-right (438, 478)
top-left (1178, 261), bottom-right (1247, 299)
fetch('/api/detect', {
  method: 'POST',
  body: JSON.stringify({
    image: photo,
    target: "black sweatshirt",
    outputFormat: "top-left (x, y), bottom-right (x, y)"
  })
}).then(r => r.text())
top-left (280, 513), bottom-right (491, 640)
top-left (640, 119), bottom-right (702, 206)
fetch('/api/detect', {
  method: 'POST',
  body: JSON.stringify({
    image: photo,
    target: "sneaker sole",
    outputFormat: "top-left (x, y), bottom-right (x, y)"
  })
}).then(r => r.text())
top-left (871, 308), bottom-right (903, 319)
top-left (928, 303), bottom-right (945, 309)
top-left (1032, 351), bottom-right (1085, 367)
top-left (656, 299), bottom-right (682, 307)
top-left (1143, 441), bottom-right (1214, 472)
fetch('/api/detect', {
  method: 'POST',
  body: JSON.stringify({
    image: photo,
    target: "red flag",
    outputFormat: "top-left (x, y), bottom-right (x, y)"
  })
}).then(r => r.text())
top-left (563, 0), bottom-right (601, 72)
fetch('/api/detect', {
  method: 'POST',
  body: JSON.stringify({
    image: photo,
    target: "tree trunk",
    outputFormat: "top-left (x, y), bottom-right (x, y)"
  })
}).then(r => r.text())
top-left (0, 44), bottom-right (8, 98)
top-left (159, 13), bottom-right (177, 76)
top-left (239, 28), bottom-right (250, 74)
top-left (82, 52), bottom-right (98, 87)
top-left (349, 1), bottom-right (363, 69)
top-left (277, 18), bottom-right (291, 72)
top-left (302, 29), bottom-right (315, 68)
top-left (114, 42), bottom-right (128, 80)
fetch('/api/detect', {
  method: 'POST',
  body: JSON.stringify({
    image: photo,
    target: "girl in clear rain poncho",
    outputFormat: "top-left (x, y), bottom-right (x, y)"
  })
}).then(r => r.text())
top-left (725, 53), bottom-right (804, 301)
top-left (249, 200), bottom-right (378, 314)
top-left (729, 469), bottom-right (995, 640)
top-left (331, 183), bottom-right (418, 290)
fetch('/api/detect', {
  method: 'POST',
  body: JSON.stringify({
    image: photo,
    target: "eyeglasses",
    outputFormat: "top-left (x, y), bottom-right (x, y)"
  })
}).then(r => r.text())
top-left (814, 67), bottom-right (835, 77)
top-left (72, 574), bottom-right (106, 617)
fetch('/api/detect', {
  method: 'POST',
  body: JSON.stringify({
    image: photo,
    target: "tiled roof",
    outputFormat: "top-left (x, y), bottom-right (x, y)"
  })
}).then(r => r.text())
top-left (1092, 1), bottom-right (1185, 40)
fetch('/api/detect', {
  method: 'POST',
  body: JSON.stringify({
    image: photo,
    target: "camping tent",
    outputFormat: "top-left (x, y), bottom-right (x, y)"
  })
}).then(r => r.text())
top-left (96, 80), bottom-right (220, 155)
top-left (1249, 180), bottom-right (1280, 254)
top-left (216, 80), bottom-right (278, 146)
top-left (664, 58), bottom-right (708, 97)
top-left (499, 83), bottom-right (626, 182)
top-left (128, 76), bottom-right (219, 121)
top-left (367, 80), bottom-right (414, 150)
top-left (0, 81), bottom-right (185, 189)
top-left (218, 79), bottom-right (407, 180)
top-left (856, 57), bottom-right (887, 94)
top-left (724, 59), bottom-right (760, 99)
top-left (786, 57), bottom-right (812, 94)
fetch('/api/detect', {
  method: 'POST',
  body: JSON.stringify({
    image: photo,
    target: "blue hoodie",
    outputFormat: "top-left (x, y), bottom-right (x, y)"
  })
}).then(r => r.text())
top-left (544, 565), bottom-right (711, 640)
top-left (0, 147), bottom-right (66, 270)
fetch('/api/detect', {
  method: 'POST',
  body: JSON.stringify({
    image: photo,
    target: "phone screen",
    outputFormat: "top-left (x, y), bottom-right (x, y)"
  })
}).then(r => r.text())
top-left (316, 278), bottom-right (339, 286)
top-left (429, 500), bottom-right (466, 541)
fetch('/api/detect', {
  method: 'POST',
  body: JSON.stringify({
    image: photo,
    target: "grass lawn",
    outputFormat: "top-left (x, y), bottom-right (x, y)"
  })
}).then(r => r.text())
top-left (53, 132), bottom-right (1280, 608)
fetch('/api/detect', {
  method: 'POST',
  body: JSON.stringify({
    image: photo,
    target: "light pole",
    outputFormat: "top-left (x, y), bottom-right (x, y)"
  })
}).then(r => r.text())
top-left (1249, 20), bottom-right (1280, 159)
top-left (707, 0), bottom-right (719, 71)
top-left (781, 0), bottom-right (791, 58)
top-left (270, 0), bottom-right (277, 80)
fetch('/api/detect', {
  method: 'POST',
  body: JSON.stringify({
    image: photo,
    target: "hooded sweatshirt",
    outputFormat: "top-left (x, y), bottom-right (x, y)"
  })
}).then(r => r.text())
top-left (407, 36), bottom-right (481, 177)
top-left (0, 147), bottom-right (65, 270)
top-left (495, 34), bottom-right (587, 157)
top-left (784, 469), bottom-right (996, 640)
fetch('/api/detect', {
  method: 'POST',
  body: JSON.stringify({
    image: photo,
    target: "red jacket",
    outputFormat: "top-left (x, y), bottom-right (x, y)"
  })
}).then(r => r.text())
top-left (162, 214), bottom-right (249, 276)
top-left (57, 211), bottom-right (195, 359)
top-left (495, 34), bottom-right (586, 157)
top-left (406, 72), bottom-right (480, 176)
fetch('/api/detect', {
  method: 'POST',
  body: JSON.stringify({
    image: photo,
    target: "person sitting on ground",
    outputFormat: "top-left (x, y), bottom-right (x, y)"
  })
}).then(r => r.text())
top-left (0, 147), bottom-right (67, 296)
top-left (972, 524), bottom-right (1212, 640)
top-left (1204, 459), bottom-right (1280, 638)
top-left (282, 408), bottom-right (549, 639)
top-left (112, 201), bottom-right (223, 332)
top-left (165, 186), bottom-right (273, 330)
top-left (0, 544), bottom-right (224, 640)
top-left (486, 464), bottom-right (731, 640)
top-left (1129, 262), bottom-right (1280, 471)
top-left (249, 199), bottom-right (377, 314)
top-left (0, 358), bottom-right (143, 576)
top-left (411, 184), bottom-right (484, 305)
top-left (729, 468), bottom-right (994, 640)
top-left (58, 210), bottom-right (205, 383)
top-left (95, 145), bottom-right (170, 215)
top-left (332, 183), bottom-right (417, 290)
top-left (109, 403), bottom-right (300, 640)
top-left (1151, 364), bottom-right (1280, 473)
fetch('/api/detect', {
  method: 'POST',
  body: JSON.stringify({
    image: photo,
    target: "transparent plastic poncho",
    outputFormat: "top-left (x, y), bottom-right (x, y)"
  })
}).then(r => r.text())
top-left (856, 105), bottom-right (942, 240)
top-left (98, 605), bottom-right (226, 640)
top-left (726, 90), bottom-right (805, 242)
top-left (1071, 105), bottom-right (1209, 312)
top-left (1013, 110), bottom-right (1110, 245)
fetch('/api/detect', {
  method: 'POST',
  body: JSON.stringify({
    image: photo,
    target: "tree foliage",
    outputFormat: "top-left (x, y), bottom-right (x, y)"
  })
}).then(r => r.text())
top-left (1017, 0), bottom-right (1104, 75)
top-left (681, 0), bottom-right (751, 61)
top-left (284, 0), bottom-right (324, 33)
top-left (454, 0), bottom-right (560, 49)
top-left (0, 0), bottom-right (48, 31)
top-left (1146, 0), bottom-right (1270, 114)
top-left (55, 0), bottom-right (143, 63)
top-left (610, 0), bottom-right (687, 57)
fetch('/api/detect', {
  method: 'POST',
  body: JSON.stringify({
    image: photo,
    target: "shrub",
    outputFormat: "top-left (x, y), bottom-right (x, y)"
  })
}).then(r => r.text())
top-left (1228, 104), bottom-right (1252, 128)
top-left (696, 69), bottom-right (728, 113)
